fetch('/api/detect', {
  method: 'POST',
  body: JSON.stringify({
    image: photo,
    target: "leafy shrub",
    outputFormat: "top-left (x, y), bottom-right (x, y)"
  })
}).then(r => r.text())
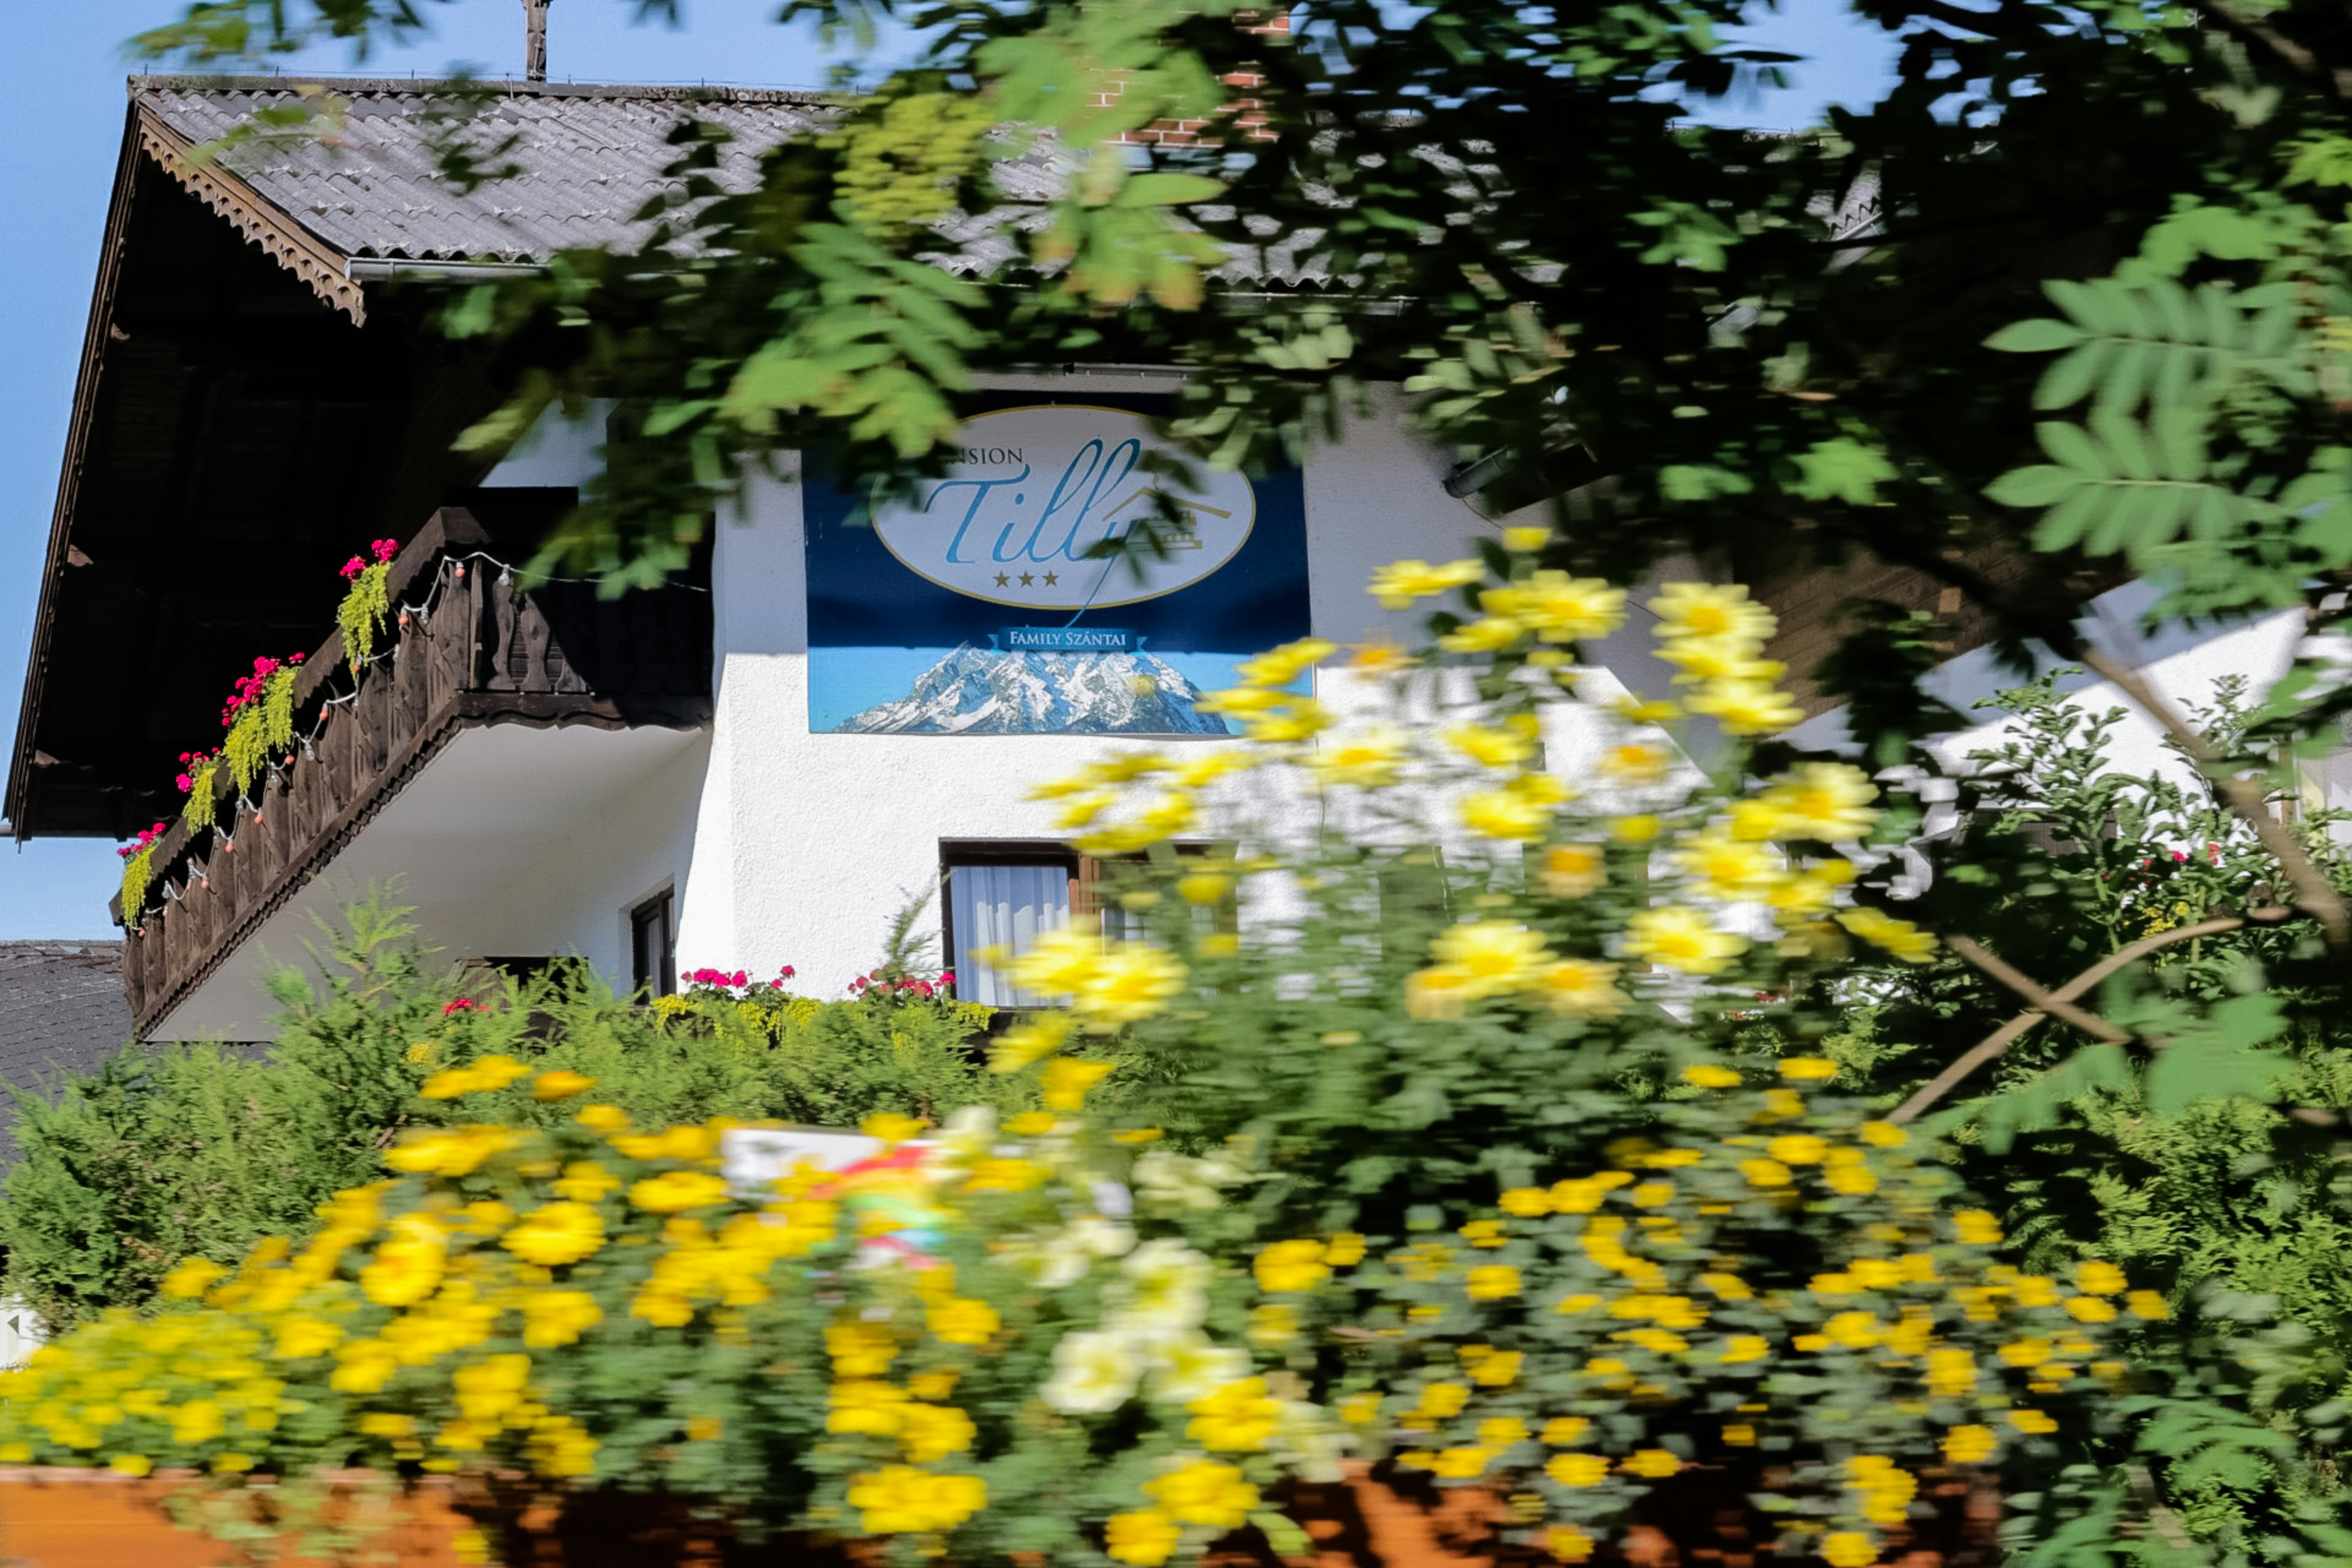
top-left (0, 899), bottom-right (1013, 1329)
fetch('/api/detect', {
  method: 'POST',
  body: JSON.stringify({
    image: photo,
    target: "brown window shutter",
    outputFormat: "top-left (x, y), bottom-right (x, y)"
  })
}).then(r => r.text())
top-left (1070, 857), bottom-right (1106, 931)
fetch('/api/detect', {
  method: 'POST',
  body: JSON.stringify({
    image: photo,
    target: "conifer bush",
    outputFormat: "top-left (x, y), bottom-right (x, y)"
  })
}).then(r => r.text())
top-left (9, 537), bottom-right (2334, 1567)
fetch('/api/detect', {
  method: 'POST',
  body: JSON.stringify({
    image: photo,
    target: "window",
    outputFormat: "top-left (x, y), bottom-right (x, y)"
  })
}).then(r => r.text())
top-left (941, 841), bottom-right (1236, 1007)
top-left (630, 889), bottom-right (676, 999)
top-left (941, 843), bottom-right (1075, 1008)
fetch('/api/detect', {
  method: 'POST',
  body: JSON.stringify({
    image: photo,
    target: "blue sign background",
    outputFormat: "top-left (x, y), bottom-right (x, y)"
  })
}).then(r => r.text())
top-left (804, 393), bottom-right (1311, 736)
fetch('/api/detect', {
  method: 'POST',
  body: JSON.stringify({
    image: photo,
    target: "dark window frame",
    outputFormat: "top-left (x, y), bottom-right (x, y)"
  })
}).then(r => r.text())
top-left (630, 888), bottom-right (676, 1000)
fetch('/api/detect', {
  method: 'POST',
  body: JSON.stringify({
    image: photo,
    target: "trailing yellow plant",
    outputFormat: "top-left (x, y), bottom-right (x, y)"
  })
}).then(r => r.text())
top-left (221, 655), bottom-right (302, 798)
top-left (336, 539), bottom-right (399, 674)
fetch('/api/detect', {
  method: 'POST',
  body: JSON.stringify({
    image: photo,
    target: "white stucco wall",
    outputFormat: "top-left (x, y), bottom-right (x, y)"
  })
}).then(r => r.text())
top-left (674, 375), bottom-right (1517, 995)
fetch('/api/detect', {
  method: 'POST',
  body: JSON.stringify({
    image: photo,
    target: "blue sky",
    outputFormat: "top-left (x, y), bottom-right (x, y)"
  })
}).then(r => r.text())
top-left (0, 0), bottom-right (1897, 939)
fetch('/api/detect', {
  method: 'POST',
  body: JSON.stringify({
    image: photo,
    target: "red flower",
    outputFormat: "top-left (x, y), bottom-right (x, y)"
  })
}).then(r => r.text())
top-left (940, 970), bottom-right (955, 985)
top-left (372, 539), bottom-right (399, 563)
top-left (442, 998), bottom-right (480, 1016)
top-left (730, 971), bottom-right (748, 988)
top-left (779, 964), bottom-right (796, 979)
top-left (340, 557), bottom-right (365, 579)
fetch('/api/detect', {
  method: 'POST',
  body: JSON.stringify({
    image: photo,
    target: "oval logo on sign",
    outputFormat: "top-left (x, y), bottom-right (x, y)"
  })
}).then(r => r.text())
top-left (871, 405), bottom-right (1257, 610)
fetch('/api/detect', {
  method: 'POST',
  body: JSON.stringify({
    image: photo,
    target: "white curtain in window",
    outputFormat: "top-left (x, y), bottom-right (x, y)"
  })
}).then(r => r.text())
top-left (949, 864), bottom-right (1071, 1008)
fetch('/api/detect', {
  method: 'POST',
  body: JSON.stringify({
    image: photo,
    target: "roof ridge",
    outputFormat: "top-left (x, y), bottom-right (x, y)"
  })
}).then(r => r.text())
top-left (129, 75), bottom-right (838, 105)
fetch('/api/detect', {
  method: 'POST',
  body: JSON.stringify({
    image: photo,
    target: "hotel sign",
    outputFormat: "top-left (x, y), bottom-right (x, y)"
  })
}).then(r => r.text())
top-left (803, 397), bottom-right (1310, 737)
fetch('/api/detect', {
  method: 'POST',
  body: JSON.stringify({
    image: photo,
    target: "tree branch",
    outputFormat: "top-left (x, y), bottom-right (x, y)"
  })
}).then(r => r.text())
top-left (2079, 647), bottom-right (2351, 950)
top-left (2191, 0), bottom-right (2352, 97)
top-left (1888, 911), bottom-right (2289, 1124)
top-left (1944, 934), bottom-right (2131, 1043)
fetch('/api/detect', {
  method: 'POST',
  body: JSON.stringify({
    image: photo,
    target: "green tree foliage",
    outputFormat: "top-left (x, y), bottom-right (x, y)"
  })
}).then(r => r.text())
top-left (0, 900), bottom-right (1019, 1329)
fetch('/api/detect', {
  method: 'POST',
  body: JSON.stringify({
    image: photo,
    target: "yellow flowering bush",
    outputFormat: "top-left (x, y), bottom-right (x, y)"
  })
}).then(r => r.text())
top-left (0, 538), bottom-right (2242, 1567)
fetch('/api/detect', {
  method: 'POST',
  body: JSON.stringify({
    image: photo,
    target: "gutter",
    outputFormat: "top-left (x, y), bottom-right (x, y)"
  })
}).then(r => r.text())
top-left (344, 258), bottom-right (549, 283)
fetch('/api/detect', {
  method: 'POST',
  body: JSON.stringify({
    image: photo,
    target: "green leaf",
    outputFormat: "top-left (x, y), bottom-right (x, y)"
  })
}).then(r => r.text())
top-left (2034, 342), bottom-right (2109, 410)
top-left (1986, 318), bottom-right (2087, 353)
top-left (1790, 437), bottom-right (1898, 506)
top-left (1113, 172), bottom-right (1227, 208)
top-left (1984, 464), bottom-right (2081, 509)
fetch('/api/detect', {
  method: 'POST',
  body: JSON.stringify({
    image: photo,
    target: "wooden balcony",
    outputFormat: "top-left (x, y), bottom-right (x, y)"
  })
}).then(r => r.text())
top-left (114, 507), bottom-right (711, 1034)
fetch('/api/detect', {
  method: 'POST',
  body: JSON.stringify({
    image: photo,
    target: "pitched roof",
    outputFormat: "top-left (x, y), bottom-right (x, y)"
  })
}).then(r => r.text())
top-left (0, 943), bottom-right (132, 1154)
top-left (134, 79), bottom-right (833, 312)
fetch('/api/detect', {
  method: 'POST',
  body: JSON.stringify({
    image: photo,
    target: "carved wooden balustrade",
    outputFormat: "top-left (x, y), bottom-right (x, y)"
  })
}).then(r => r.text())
top-left (114, 507), bottom-right (712, 1034)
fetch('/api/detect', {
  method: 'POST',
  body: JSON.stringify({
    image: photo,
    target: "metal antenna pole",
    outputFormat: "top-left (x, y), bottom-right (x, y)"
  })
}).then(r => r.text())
top-left (523, 0), bottom-right (553, 83)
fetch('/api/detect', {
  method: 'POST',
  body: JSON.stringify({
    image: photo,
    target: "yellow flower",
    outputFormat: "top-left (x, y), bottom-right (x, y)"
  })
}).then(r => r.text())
top-left (829, 1321), bottom-right (899, 1377)
top-left (1953, 1209), bottom-right (2003, 1245)
top-left (1621, 1448), bottom-right (1681, 1478)
top-left (1440, 616), bottom-right (1527, 654)
top-left (1041, 1057), bottom-right (1118, 1110)
top-left (521, 1290), bottom-right (602, 1349)
top-left (1500, 1187), bottom-right (1553, 1217)
top-left (1688, 679), bottom-right (1804, 736)
top-left (1078, 943), bottom-right (1189, 1028)
top-left (1540, 843), bottom-right (1606, 899)
top-left (1943, 1425), bottom-right (1998, 1464)
top-left (1739, 1158), bottom-right (1793, 1189)
top-left (1682, 1064), bottom-right (1742, 1088)
top-left (1430, 920), bottom-right (1554, 996)
top-left (1234, 637), bottom-right (1337, 688)
top-left (1326, 1232), bottom-right (1367, 1267)
top-left (576, 1103), bottom-right (630, 1133)
top-left (1837, 907), bottom-right (1938, 963)
top-left (1467, 1349), bottom-right (1523, 1386)
top-left (1541, 1417), bottom-right (1591, 1445)
top-left (1672, 832), bottom-right (1784, 902)
top-left (1485, 572), bottom-right (1627, 642)
top-left (2008, 1408), bottom-right (2059, 1434)
top-left (1547, 1526), bottom-right (1596, 1562)
top-left (2077, 1260), bottom-right (2127, 1296)
top-left (2064, 1296), bottom-right (2118, 1323)
top-left (1757, 763), bottom-right (1880, 842)
top-left (503, 1201), bottom-right (606, 1267)
top-left (1418, 1381), bottom-right (1471, 1417)
top-left (1446, 722), bottom-right (1539, 770)
top-left (359, 1215), bottom-right (446, 1308)
top-left (1925, 1349), bottom-right (1978, 1396)
top-left (2127, 1290), bottom-right (2169, 1320)
top-left (275, 1316), bottom-right (344, 1359)
top-left (989, 1013), bottom-right (1074, 1074)
top-left (1859, 1121), bottom-right (1907, 1148)
top-left (1467, 1265), bottom-right (1522, 1300)
top-left (1369, 557), bottom-right (1486, 609)
top-left (1187, 1377), bottom-right (1282, 1452)
top-left (160, 1257), bottom-right (229, 1300)
top-left (1424, 1446), bottom-right (1489, 1478)
top-left (1460, 788), bottom-right (1554, 840)
top-left (384, 1125), bottom-right (514, 1177)
top-left (533, 1070), bottom-right (597, 1102)
top-left (1778, 1056), bottom-right (1839, 1081)
top-left (1340, 1393), bottom-right (1383, 1425)
top-left (1349, 639), bottom-right (1417, 675)
top-left (1546, 1453), bottom-right (1609, 1487)
top-left (1650, 582), bottom-right (1777, 645)
top-left (1537, 959), bottom-right (1628, 1018)
top-left (1145, 1459), bottom-right (1261, 1528)
top-left (1310, 725), bottom-right (1411, 790)
top-left (1719, 1335), bottom-right (1770, 1364)
top-left (1623, 907), bottom-right (1748, 975)
top-left (928, 1297), bottom-right (1001, 1346)
top-left (845, 1465), bottom-right (987, 1535)
top-left (1255, 1239), bottom-right (1330, 1293)
top-left (1821, 1532), bottom-right (1877, 1568)
top-left (898, 1403), bottom-right (977, 1463)
top-left (1768, 1134), bottom-right (1827, 1165)
top-left (1106, 1511), bottom-right (1183, 1567)
top-left (629, 1171), bottom-right (731, 1214)
top-left (1478, 1416), bottom-right (1530, 1449)
top-left (684, 1415), bottom-right (724, 1443)
top-left (830, 1379), bottom-right (911, 1437)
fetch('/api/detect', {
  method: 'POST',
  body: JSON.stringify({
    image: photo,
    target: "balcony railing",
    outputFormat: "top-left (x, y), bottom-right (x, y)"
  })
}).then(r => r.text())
top-left (115, 507), bottom-right (712, 1034)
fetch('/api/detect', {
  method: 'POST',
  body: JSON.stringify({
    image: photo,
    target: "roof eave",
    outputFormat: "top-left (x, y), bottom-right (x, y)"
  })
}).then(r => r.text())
top-left (7, 108), bottom-right (144, 841)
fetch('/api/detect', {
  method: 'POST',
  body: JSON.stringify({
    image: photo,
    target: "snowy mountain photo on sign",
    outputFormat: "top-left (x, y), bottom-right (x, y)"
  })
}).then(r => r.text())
top-left (829, 645), bottom-right (1233, 735)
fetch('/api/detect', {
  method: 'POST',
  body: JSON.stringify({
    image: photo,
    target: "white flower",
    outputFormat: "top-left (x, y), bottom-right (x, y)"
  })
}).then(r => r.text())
top-left (1041, 1330), bottom-right (1142, 1413)
top-left (1134, 1150), bottom-right (1242, 1212)
top-left (935, 1106), bottom-right (998, 1167)
top-left (1106, 1239), bottom-right (1212, 1333)
top-left (1069, 1215), bottom-right (1137, 1259)
top-left (1146, 1332), bottom-right (1252, 1405)
top-left (1275, 1399), bottom-right (1351, 1483)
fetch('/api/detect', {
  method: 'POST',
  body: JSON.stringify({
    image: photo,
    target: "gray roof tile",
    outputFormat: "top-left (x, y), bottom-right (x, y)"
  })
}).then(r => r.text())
top-left (140, 80), bottom-right (832, 263)
top-left (0, 943), bottom-right (132, 1156)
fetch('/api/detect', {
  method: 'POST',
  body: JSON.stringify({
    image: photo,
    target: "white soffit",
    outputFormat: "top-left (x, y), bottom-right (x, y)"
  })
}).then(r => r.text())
top-left (147, 723), bottom-right (702, 1042)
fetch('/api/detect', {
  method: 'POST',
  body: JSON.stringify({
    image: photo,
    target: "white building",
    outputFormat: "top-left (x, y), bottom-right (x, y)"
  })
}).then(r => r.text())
top-left (10, 79), bottom-right (2319, 1041)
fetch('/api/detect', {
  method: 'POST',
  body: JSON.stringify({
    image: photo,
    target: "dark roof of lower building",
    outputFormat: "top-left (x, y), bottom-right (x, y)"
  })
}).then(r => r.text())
top-left (0, 943), bottom-right (131, 1154)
